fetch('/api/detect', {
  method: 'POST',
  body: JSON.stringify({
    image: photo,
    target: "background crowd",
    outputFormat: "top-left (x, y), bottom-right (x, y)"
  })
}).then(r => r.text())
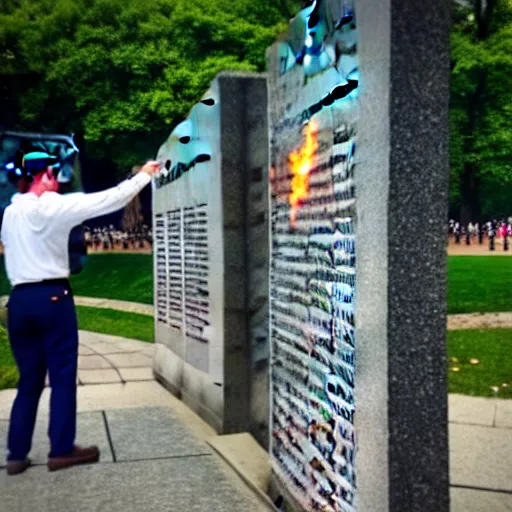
top-left (84, 225), bottom-right (152, 252)
top-left (449, 218), bottom-right (512, 250)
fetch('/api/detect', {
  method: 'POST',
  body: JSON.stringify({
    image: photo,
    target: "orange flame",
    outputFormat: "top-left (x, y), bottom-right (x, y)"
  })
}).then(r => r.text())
top-left (288, 121), bottom-right (319, 227)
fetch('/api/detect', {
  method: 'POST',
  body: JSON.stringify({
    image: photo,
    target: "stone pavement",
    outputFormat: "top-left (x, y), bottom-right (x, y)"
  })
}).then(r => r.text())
top-left (75, 331), bottom-right (154, 386)
top-left (449, 394), bottom-right (512, 511)
top-left (0, 332), bottom-right (272, 512)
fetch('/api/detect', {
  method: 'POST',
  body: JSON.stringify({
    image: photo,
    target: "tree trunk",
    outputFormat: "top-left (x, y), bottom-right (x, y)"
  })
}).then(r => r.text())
top-left (460, 163), bottom-right (480, 225)
top-left (460, 0), bottom-right (496, 222)
top-left (122, 194), bottom-right (143, 233)
top-left (457, 0), bottom-right (495, 223)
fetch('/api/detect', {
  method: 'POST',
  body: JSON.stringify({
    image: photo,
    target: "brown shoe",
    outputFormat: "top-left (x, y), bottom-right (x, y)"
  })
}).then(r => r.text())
top-left (7, 458), bottom-right (31, 476)
top-left (47, 445), bottom-right (100, 472)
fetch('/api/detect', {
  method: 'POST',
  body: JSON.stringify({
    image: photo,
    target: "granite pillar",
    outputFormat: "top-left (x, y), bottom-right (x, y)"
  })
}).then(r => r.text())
top-left (355, 0), bottom-right (451, 509)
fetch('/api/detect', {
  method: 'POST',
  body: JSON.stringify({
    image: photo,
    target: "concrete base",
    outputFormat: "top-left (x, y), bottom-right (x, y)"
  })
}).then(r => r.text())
top-left (153, 343), bottom-right (223, 433)
top-left (207, 433), bottom-right (275, 511)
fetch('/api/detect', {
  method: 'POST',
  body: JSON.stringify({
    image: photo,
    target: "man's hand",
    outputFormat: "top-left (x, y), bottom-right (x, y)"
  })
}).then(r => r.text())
top-left (139, 161), bottom-right (160, 177)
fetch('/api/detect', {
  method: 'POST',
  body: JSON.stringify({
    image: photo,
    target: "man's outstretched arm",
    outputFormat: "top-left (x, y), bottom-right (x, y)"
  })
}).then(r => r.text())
top-left (54, 161), bottom-right (159, 226)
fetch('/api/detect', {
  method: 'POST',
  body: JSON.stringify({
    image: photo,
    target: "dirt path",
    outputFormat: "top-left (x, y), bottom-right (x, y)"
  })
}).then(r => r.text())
top-left (448, 239), bottom-right (512, 256)
top-left (448, 312), bottom-right (512, 330)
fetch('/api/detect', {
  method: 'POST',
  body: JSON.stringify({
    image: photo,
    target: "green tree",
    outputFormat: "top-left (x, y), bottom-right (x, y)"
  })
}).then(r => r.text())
top-left (450, 0), bottom-right (512, 222)
top-left (0, 0), bottom-right (300, 175)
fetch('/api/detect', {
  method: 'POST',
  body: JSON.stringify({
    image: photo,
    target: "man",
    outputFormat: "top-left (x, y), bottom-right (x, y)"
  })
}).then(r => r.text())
top-left (1, 152), bottom-right (159, 474)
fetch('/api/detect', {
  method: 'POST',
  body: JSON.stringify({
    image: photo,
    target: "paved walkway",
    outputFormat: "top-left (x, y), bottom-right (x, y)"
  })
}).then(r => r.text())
top-left (73, 296), bottom-right (154, 316)
top-left (75, 331), bottom-right (154, 385)
top-left (449, 394), bottom-right (512, 511)
top-left (0, 331), bottom-right (271, 512)
top-left (448, 312), bottom-right (512, 330)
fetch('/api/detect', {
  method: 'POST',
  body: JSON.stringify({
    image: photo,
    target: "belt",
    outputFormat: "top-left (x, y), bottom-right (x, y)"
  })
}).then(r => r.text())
top-left (12, 278), bottom-right (70, 292)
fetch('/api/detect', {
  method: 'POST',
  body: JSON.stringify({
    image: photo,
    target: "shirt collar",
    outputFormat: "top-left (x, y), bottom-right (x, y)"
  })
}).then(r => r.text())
top-left (12, 192), bottom-right (37, 203)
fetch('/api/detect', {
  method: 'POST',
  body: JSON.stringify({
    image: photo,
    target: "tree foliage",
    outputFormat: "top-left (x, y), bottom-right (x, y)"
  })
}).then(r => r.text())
top-left (1, 0), bottom-right (511, 220)
top-left (450, 0), bottom-right (512, 221)
top-left (1, 0), bottom-right (300, 173)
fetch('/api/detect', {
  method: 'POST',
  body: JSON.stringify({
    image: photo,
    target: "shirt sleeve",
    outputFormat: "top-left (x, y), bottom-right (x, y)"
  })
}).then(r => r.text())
top-left (54, 172), bottom-right (152, 226)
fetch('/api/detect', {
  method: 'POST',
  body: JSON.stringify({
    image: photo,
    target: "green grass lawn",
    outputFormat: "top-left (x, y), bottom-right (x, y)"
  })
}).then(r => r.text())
top-left (0, 326), bottom-right (17, 390)
top-left (0, 254), bottom-right (510, 314)
top-left (448, 328), bottom-right (512, 398)
top-left (0, 254), bottom-right (154, 305)
top-left (75, 306), bottom-right (154, 343)
top-left (447, 256), bottom-right (512, 314)
top-left (0, 306), bottom-right (154, 390)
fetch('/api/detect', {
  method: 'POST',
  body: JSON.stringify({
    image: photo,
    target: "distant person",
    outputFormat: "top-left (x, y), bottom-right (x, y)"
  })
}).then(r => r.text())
top-left (465, 224), bottom-right (471, 245)
top-left (476, 222), bottom-right (484, 244)
top-left (454, 222), bottom-right (460, 244)
top-left (488, 221), bottom-right (496, 251)
top-left (0, 154), bottom-right (159, 475)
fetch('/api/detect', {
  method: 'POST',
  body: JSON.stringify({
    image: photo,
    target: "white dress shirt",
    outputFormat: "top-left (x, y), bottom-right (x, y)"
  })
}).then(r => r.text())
top-left (1, 172), bottom-right (151, 287)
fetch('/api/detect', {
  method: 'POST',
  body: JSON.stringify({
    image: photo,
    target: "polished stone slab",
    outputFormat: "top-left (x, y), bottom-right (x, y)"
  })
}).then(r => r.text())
top-left (105, 407), bottom-right (212, 462)
top-left (450, 423), bottom-right (512, 491)
top-left (448, 394), bottom-right (497, 427)
top-left (78, 369), bottom-right (122, 385)
top-left (0, 456), bottom-right (268, 512)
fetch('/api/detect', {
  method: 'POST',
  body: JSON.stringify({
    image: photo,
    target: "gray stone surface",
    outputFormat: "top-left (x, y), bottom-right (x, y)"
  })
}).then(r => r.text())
top-left (245, 74), bottom-right (270, 451)
top-left (78, 345), bottom-right (95, 356)
top-left (152, 72), bottom-right (269, 438)
top-left (449, 394), bottom-right (497, 427)
top-left (78, 355), bottom-right (113, 370)
top-left (104, 353), bottom-right (152, 368)
top-left (0, 456), bottom-right (268, 512)
top-left (78, 369), bottom-right (122, 384)
top-left (0, 411), bottom-right (113, 467)
top-left (118, 367), bottom-right (154, 382)
top-left (355, 0), bottom-right (451, 509)
top-left (184, 336), bottom-right (209, 373)
top-left (83, 342), bottom-right (132, 355)
top-left (495, 400), bottom-right (512, 429)
top-left (105, 407), bottom-right (212, 461)
top-left (450, 487), bottom-right (512, 512)
top-left (218, 75), bottom-right (259, 436)
top-left (386, 0), bottom-right (451, 504)
top-left (450, 423), bottom-right (512, 491)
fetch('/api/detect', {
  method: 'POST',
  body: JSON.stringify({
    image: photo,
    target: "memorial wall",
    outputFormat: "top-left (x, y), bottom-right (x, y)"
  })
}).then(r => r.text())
top-left (152, 73), bottom-right (269, 437)
top-left (152, 79), bottom-right (225, 428)
top-left (266, 1), bottom-right (359, 511)
top-left (152, 0), bottom-right (450, 508)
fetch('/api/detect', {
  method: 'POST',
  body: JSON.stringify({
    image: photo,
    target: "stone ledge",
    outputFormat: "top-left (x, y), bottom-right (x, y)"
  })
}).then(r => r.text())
top-left (207, 433), bottom-right (276, 511)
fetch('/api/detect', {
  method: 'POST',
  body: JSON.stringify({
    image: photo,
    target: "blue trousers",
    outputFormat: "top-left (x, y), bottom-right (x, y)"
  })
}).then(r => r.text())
top-left (6, 279), bottom-right (78, 461)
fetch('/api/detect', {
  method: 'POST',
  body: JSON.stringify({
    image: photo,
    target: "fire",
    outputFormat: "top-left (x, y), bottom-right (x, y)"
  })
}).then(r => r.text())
top-left (288, 121), bottom-right (318, 227)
